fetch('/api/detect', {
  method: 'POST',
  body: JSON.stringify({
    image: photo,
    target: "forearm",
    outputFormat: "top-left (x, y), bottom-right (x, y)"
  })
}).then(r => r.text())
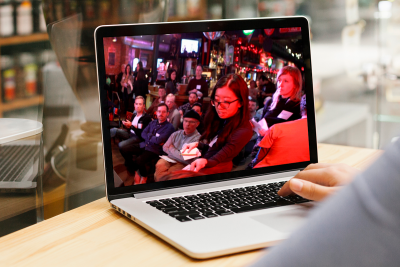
top-left (167, 146), bottom-right (185, 161)
top-left (251, 140), bottom-right (400, 267)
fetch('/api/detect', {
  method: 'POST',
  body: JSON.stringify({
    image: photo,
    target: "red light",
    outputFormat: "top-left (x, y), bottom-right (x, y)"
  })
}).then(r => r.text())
top-left (301, 67), bottom-right (304, 71)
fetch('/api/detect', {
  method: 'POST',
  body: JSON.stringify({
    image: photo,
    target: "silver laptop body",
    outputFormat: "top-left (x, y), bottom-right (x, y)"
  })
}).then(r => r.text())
top-left (94, 17), bottom-right (317, 259)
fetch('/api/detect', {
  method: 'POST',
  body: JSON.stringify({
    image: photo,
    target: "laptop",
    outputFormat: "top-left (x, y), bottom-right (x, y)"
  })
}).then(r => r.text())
top-left (0, 119), bottom-right (43, 192)
top-left (94, 17), bottom-right (317, 259)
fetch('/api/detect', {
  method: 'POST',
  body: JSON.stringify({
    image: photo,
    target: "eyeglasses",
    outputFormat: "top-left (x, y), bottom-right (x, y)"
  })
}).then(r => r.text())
top-left (211, 99), bottom-right (239, 109)
top-left (183, 120), bottom-right (198, 125)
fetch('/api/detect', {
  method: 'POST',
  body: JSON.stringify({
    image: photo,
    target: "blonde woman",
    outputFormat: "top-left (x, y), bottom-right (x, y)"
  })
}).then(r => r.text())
top-left (258, 66), bottom-right (303, 137)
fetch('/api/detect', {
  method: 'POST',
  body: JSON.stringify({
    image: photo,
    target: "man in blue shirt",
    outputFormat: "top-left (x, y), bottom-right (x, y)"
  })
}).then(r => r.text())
top-left (122, 103), bottom-right (175, 185)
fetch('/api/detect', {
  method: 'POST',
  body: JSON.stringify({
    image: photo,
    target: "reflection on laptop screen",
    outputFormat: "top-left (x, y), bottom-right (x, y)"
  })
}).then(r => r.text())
top-left (103, 27), bottom-right (310, 187)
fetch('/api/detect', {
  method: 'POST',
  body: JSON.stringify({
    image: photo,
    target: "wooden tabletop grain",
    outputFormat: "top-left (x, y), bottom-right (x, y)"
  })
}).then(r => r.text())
top-left (0, 144), bottom-right (383, 267)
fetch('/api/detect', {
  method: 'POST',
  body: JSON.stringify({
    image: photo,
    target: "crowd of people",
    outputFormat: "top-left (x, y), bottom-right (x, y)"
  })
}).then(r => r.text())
top-left (109, 64), bottom-right (310, 186)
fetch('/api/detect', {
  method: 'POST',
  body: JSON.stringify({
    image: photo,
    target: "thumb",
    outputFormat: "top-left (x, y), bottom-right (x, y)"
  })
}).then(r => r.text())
top-left (289, 178), bottom-right (336, 201)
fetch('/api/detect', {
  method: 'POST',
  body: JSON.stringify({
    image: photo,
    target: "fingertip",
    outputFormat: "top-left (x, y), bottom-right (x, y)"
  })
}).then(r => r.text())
top-left (290, 178), bottom-right (303, 192)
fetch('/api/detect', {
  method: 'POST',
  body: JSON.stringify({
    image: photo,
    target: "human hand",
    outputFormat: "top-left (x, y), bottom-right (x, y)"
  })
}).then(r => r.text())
top-left (181, 142), bottom-right (198, 153)
top-left (190, 158), bottom-right (208, 172)
top-left (259, 128), bottom-right (268, 136)
top-left (122, 120), bottom-right (132, 128)
top-left (278, 163), bottom-right (359, 201)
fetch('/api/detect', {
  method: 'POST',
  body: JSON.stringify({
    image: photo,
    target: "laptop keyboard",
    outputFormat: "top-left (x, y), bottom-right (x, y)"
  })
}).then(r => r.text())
top-left (146, 181), bottom-right (310, 222)
top-left (0, 145), bottom-right (39, 182)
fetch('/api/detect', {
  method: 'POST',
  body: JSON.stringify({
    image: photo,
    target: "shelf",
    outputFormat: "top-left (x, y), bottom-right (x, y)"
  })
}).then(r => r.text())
top-left (1, 95), bottom-right (44, 112)
top-left (0, 33), bottom-right (49, 47)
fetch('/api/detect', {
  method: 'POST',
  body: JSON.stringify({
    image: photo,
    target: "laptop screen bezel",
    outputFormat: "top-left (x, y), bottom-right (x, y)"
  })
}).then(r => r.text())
top-left (94, 17), bottom-right (318, 199)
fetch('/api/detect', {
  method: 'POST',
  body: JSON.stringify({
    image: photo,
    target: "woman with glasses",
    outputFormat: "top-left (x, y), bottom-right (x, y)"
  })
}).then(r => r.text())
top-left (181, 74), bottom-right (253, 174)
top-left (258, 66), bottom-right (303, 137)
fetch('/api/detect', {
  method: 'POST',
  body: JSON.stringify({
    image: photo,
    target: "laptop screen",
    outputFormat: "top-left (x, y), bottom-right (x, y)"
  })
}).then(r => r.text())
top-left (96, 18), bottom-right (316, 193)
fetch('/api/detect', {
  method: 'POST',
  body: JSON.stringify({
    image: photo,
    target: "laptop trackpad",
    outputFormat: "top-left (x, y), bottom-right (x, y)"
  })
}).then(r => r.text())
top-left (251, 206), bottom-right (311, 233)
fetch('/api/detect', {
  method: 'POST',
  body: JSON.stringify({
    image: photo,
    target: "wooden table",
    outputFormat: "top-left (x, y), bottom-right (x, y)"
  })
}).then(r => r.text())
top-left (0, 144), bottom-right (383, 266)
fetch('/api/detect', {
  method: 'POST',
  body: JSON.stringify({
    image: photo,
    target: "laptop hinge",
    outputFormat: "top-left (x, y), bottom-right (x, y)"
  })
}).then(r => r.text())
top-left (133, 170), bottom-right (300, 199)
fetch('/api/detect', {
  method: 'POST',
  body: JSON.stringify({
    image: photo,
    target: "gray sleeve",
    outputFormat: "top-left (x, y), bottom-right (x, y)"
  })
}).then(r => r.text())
top-left (250, 138), bottom-right (400, 267)
top-left (163, 132), bottom-right (185, 162)
top-left (163, 132), bottom-right (176, 154)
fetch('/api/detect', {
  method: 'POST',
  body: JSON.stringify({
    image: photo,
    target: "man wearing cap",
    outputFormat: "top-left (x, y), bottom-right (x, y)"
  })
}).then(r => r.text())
top-left (154, 110), bottom-right (201, 182)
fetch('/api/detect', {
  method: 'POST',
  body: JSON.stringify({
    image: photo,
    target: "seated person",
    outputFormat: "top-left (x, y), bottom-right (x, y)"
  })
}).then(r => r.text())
top-left (147, 87), bottom-right (166, 119)
top-left (249, 96), bottom-right (262, 122)
top-left (259, 66), bottom-right (302, 133)
top-left (154, 110), bottom-right (202, 182)
top-left (185, 65), bottom-right (208, 103)
top-left (165, 93), bottom-right (181, 130)
top-left (182, 74), bottom-right (253, 175)
top-left (178, 92), bottom-right (198, 117)
top-left (111, 96), bottom-right (151, 144)
top-left (253, 94), bottom-right (309, 169)
top-left (232, 97), bottom-right (261, 166)
top-left (121, 103), bottom-right (175, 185)
top-left (178, 102), bottom-right (205, 134)
top-left (248, 80), bottom-right (259, 99)
top-left (191, 103), bottom-right (205, 134)
top-left (256, 97), bottom-right (269, 119)
top-left (256, 75), bottom-right (276, 108)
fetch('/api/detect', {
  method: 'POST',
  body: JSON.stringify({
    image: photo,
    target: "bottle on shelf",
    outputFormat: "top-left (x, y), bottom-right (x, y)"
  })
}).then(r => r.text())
top-left (1, 55), bottom-right (16, 102)
top-left (19, 52), bottom-right (38, 97)
top-left (16, 0), bottom-right (33, 36)
top-left (0, 0), bottom-right (14, 37)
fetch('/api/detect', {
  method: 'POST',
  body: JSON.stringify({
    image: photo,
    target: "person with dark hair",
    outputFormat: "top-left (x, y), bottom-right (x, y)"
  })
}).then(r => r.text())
top-left (178, 92), bottom-right (198, 117)
top-left (232, 96), bottom-right (261, 166)
top-left (147, 87), bottom-right (167, 119)
top-left (185, 65), bottom-right (209, 103)
top-left (258, 66), bottom-right (303, 138)
top-left (165, 94), bottom-right (181, 130)
top-left (121, 64), bottom-right (134, 112)
top-left (252, 94), bottom-right (309, 169)
top-left (133, 69), bottom-right (148, 99)
top-left (181, 74), bottom-right (253, 175)
top-left (191, 103), bottom-right (205, 134)
top-left (249, 97), bottom-right (261, 122)
top-left (165, 68), bottom-right (178, 95)
top-left (154, 110), bottom-right (202, 182)
top-left (133, 61), bottom-right (144, 77)
top-left (257, 75), bottom-right (276, 108)
top-left (115, 64), bottom-right (126, 100)
top-left (121, 103), bottom-right (175, 185)
top-left (248, 80), bottom-right (259, 99)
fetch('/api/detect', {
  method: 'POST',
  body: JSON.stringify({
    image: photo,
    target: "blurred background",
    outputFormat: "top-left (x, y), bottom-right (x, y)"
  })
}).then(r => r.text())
top-left (1, 0), bottom-right (399, 237)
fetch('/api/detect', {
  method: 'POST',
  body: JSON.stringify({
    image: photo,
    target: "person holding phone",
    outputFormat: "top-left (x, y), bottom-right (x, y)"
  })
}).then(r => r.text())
top-left (117, 96), bottom-right (152, 164)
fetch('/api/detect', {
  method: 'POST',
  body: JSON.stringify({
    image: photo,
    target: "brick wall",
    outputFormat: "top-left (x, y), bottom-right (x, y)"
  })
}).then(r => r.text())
top-left (103, 37), bottom-right (132, 76)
